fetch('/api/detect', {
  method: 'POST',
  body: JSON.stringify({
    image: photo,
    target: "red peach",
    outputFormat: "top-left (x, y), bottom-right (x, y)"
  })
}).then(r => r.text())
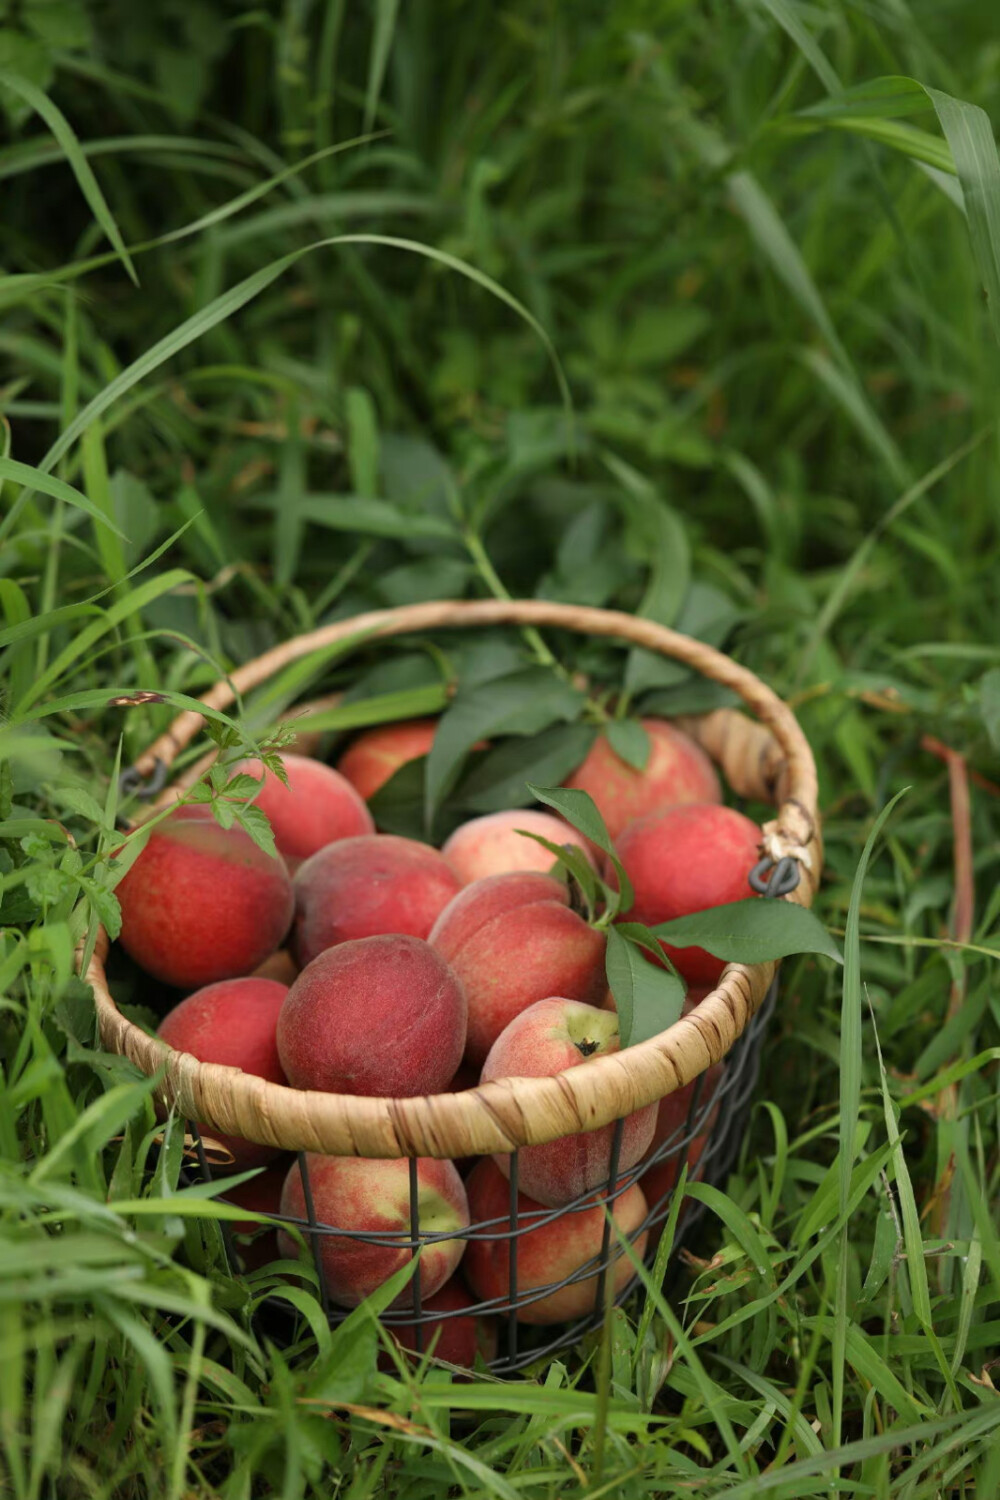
top-left (441, 809), bottom-right (594, 885)
top-left (429, 873), bottom-right (606, 1066)
top-left (156, 978), bottom-right (289, 1167)
top-left (482, 999), bottom-right (656, 1207)
top-left (385, 1277), bottom-right (498, 1368)
top-left (613, 803), bottom-right (761, 985)
top-left (220, 1161), bottom-right (289, 1270)
top-left (336, 719), bottom-right (439, 800)
top-left (117, 807), bottom-right (294, 988)
top-left (463, 1159), bottom-right (648, 1325)
top-left (293, 834), bottom-right (462, 967)
top-left (563, 719), bottom-right (720, 841)
top-left (278, 1154), bottom-right (469, 1309)
top-left (277, 935), bottom-right (466, 1097)
top-left (235, 753), bottom-right (373, 868)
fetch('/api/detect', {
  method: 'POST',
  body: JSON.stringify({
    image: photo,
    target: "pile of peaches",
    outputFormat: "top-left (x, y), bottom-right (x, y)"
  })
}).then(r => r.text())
top-left (116, 716), bottom-right (761, 1364)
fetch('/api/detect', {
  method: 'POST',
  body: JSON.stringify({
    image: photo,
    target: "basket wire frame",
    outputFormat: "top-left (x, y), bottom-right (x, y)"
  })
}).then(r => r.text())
top-left (186, 859), bottom-right (796, 1373)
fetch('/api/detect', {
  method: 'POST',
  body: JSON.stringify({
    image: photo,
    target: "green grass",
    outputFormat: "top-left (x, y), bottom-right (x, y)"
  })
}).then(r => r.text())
top-left (2, 0), bottom-right (1000, 1495)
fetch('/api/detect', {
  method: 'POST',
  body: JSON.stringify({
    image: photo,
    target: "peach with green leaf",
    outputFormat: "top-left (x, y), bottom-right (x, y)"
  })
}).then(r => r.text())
top-left (441, 808), bottom-right (595, 884)
top-left (562, 718), bottom-right (721, 841)
top-left (429, 872), bottom-right (606, 1066)
top-left (233, 752), bottom-right (373, 868)
top-left (117, 807), bottom-right (294, 988)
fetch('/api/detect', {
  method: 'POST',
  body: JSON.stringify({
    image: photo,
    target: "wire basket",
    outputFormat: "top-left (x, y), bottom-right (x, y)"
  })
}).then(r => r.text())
top-left (86, 599), bottom-right (822, 1372)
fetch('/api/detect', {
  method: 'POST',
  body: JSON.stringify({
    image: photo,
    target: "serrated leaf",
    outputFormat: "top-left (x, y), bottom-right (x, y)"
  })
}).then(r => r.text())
top-left (233, 803), bottom-right (278, 859)
top-left (650, 899), bottom-right (843, 965)
top-left (604, 719), bottom-right (650, 772)
top-left (84, 882), bottom-right (121, 942)
top-left (458, 723), bottom-right (597, 813)
top-left (211, 798), bottom-right (236, 830)
top-left (425, 669), bottom-right (585, 825)
top-left (50, 786), bottom-right (107, 826)
top-left (222, 772), bottom-right (266, 801)
top-left (526, 783), bottom-right (634, 916)
top-left (25, 866), bottom-right (71, 907)
top-left (606, 926), bottom-right (685, 1048)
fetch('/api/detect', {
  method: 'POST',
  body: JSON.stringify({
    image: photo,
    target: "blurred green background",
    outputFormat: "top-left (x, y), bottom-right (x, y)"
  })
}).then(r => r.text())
top-left (1, 2), bottom-right (999, 1496)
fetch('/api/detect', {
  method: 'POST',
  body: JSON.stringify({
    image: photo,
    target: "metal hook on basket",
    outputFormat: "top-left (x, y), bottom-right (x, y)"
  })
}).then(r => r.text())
top-left (118, 756), bottom-right (168, 802)
top-left (749, 854), bottom-right (801, 899)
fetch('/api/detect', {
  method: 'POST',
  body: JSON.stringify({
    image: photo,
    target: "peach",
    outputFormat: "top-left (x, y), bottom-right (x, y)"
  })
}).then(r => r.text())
top-left (293, 834), bottom-right (462, 966)
top-left (235, 753), bottom-right (373, 867)
top-left (278, 1154), bottom-right (469, 1309)
top-left (441, 809), bottom-right (594, 885)
top-left (252, 949), bottom-right (299, 985)
top-left (117, 807), bottom-right (294, 988)
top-left (385, 1278), bottom-right (498, 1368)
top-left (429, 873), bottom-right (606, 1066)
top-left (482, 999), bottom-right (656, 1206)
top-left (220, 1161), bottom-right (289, 1271)
top-left (613, 803), bottom-right (761, 985)
top-left (156, 978), bottom-right (289, 1167)
top-left (277, 935), bottom-right (466, 1097)
top-left (336, 719), bottom-right (439, 800)
top-left (463, 1159), bottom-right (648, 1325)
top-left (562, 718), bottom-right (721, 840)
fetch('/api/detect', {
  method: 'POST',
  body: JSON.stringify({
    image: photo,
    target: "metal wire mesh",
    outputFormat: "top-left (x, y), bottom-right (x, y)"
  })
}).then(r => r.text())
top-left (187, 858), bottom-right (795, 1373)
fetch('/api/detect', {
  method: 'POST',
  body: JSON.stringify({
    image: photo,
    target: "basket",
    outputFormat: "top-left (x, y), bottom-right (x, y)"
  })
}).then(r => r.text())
top-left (86, 599), bottom-right (821, 1371)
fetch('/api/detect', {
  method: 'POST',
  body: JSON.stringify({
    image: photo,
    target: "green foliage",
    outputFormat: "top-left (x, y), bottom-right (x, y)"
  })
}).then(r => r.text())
top-left (0, 0), bottom-right (999, 1496)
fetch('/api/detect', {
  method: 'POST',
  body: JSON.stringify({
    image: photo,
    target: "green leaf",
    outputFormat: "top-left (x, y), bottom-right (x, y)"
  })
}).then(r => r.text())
top-left (290, 685), bottom-right (449, 736)
top-left (364, 0), bottom-right (401, 131)
top-left (345, 387), bottom-right (379, 497)
top-left (839, 789), bottom-right (909, 1217)
top-left (526, 782), bottom-right (634, 917)
top-left (792, 72), bottom-right (1000, 349)
top-left (81, 880), bottom-right (121, 943)
top-left (606, 925), bottom-right (685, 1049)
top-left (232, 804), bottom-right (278, 860)
top-left (512, 832), bottom-right (603, 920)
top-left (628, 500), bottom-right (690, 639)
top-left (426, 669), bottom-right (585, 824)
top-left (247, 492), bottom-right (457, 542)
top-left (0, 69), bottom-right (137, 285)
top-left (0, 456), bottom-right (127, 538)
top-left (458, 723), bottom-right (597, 813)
top-left (49, 786), bottom-right (107, 827)
top-left (650, 900), bottom-right (844, 965)
top-left (979, 668), bottom-right (1000, 751)
top-left (603, 720), bottom-right (650, 773)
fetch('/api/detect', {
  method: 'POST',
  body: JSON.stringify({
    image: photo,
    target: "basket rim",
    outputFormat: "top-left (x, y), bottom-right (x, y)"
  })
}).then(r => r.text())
top-left (87, 597), bottom-right (822, 1160)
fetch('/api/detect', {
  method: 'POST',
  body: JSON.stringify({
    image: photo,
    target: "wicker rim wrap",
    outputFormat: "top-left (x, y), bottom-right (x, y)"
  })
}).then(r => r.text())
top-left (88, 598), bottom-right (822, 1161)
